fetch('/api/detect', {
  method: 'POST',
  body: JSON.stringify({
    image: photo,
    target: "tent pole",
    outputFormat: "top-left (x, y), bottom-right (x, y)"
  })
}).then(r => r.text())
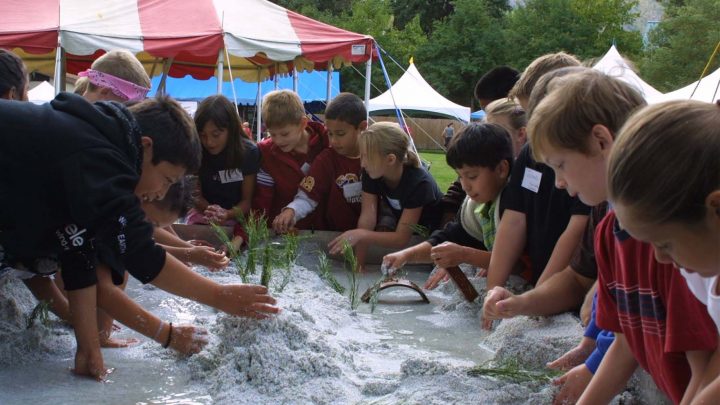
top-left (364, 54), bottom-right (372, 122)
top-left (53, 34), bottom-right (64, 96)
top-left (292, 66), bottom-right (298, 92)
top-left (216, 49), bottom-right (224, 95)
top-left (158, 57), bottom-right (174, 96)
top-left (256, 69), bottom-right (262, 142)
top-left (326, 61), bottom-right (334, 104)
top-left (274, 63), bottom-right (280, 90)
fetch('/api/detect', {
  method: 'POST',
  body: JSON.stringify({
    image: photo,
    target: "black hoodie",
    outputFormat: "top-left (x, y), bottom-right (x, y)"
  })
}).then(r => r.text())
top-left (0, 93), bottom-right (166, 290)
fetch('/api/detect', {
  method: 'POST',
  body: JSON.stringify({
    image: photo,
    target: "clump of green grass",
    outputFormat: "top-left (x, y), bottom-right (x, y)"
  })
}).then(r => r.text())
top-left (467, 358), bottom-right (561, 383)
top-left (260, 241), bottom-right (272, 287)
top-left (241, 211), bottom-right (268, 278)
top-left (315, 251), bottom-right (345, 294)
top-left (26, 300), bottom-right (52, 329)
top-left (342, 241), bottom-right (360, 310)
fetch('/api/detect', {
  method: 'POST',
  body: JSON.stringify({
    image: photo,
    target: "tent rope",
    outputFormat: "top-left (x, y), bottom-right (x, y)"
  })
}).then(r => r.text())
top-left (690, 40), bottom-right (720, 100)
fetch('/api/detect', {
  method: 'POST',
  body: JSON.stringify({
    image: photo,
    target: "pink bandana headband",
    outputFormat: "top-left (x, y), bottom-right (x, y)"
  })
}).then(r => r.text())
top-left (78, 69), bottom-right (150, 101)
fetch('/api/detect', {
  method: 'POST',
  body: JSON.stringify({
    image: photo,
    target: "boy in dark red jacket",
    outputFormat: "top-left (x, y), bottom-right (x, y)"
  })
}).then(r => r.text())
top-left (272, 93), bottom-right (366, 233)
top-left (252, 90), bottom-right (329, 229)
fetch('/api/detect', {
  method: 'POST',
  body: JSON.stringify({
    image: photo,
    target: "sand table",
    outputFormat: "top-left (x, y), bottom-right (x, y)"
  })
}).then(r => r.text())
top-left (0, 247), bottom-right (667, 404)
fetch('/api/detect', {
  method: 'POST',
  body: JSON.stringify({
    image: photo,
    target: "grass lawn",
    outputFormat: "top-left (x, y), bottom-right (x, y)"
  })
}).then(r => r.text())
top-left (420, 150), bottom-right (456, 192)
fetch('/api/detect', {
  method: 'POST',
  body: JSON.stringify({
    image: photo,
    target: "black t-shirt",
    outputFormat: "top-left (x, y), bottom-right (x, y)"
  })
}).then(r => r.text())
top-left (0, 93), bottom-right (166, 290)
top-left (501, 144), bottom-right (590, 283)
top-left (198, 138), bottom-right (260, 209)
top-left (361, 165), bottom-right (443, 232)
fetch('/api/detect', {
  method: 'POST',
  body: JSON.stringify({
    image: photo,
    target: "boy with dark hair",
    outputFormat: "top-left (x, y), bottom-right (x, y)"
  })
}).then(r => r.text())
top-left (273, 92), bottom-right (367, 232)
top-left (0, 93), bottom-right (278, 379)
top-left (253, 90), bottom-right (329, 228)
top-left (474, 65), bottom-right (520, 109)
top-left (482, 52), bottom-right (590, 329)
top-left (383, 122), bottom-right (514, 287)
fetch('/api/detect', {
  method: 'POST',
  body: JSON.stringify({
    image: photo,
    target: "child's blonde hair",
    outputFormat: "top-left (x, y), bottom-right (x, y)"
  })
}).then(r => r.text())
top-left (88, 50), bottom-right (150, 90)
top-left (528, 70), bottom-right (646, 162)
top-left (484, 98), bottom-right (527, 130)
top-left (262, 90), bottom-right (305, 128)
top-left (359, 122), bottom-right (420, 168)
top-left (509, 52), bottom-right (581, 101)
top-left (608, 100), bottom-right (720, 225)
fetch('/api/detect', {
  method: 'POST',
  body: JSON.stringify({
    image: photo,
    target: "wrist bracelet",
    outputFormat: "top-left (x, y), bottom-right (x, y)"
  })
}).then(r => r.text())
top-left (163, 322), bottom-right (173, 348)
top-left (152, 321), bottom-right (164, 342)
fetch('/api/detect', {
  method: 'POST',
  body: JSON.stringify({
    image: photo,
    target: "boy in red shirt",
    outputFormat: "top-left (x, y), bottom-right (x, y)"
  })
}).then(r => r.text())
top-left (252, 90), bottom-right (329, 228)
top-left (527, 69), bottom-right (717, 404)
top-left (272, 93), bottom-right (366, 233)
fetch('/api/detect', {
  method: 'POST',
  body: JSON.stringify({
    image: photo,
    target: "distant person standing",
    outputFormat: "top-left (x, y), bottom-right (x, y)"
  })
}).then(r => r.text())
top-left (443, 123), bottom-right (454, 147)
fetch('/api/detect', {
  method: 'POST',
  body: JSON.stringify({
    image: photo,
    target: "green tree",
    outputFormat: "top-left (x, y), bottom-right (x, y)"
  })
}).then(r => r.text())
top-left (413, 0), bottom-right (512, 108)
top-left (504, 0), bottom-right (643, 69)
top-left (313, 0), bottom-right (428, 97)
top-left (641, 0), bottom-right (720, 91)
top-left (390, 0), bottom-right (454, 34)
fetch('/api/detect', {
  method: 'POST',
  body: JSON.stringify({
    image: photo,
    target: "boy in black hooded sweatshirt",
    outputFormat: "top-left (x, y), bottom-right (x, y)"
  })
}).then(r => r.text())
top-left (0, 93), bottom-right (279, 379)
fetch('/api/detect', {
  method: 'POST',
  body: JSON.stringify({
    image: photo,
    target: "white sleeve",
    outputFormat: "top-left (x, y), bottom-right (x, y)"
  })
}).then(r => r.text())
top-left (285, 190), bottom-right (318, 222)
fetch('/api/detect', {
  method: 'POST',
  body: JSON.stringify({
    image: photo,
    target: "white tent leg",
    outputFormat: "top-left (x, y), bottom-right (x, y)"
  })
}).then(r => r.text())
top-left (292, 67), bottom-right (298, 93)
top-left (274, 63), bottom-right (280, 90)
top-left (326, 62), bottom-right (334, 104)
top-left (256, 69), bottom-right (262, 142)
top-left (216, 49), bottom-right (224, 95)
top-left (157, 57), bottom-right (174, 96)
top-left (364, 57), bottom-right (372, 122)
top-left (53, 35), bottom-right (64, 96)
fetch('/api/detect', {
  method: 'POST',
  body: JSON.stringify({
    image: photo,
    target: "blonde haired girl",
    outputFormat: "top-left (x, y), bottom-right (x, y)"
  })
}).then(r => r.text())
top-left (484, 98), bottom-right (527, 158)
top-left (328, 122), bottom-right (443, 269)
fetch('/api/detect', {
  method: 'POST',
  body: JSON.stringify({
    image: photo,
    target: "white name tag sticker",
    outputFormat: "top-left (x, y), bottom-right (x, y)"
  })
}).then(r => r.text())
top-left (386, 197), bottom-right (402, 211)
top-left (218, 169), bottom-right (243, 184)
top-left (521, 167), bottom-right (542, 193)
top-left (301, 162), bottom-right (311, 175)
top-left (342, 182), bottom-right (362, 202)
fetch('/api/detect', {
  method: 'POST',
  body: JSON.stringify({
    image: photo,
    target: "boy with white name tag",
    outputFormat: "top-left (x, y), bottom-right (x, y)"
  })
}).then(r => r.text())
top-left (253, 90), bottom-right (329, 229)
top-left (273, 93), bottom-right (367, 233)
top-left (482, 52), bottom-right (591, 329)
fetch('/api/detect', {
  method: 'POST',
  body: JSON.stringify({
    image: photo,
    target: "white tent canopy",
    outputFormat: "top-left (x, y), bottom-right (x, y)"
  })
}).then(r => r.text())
top-left (27, 81), bottom-right (56, 104)
top-left (650, 66), bottom-right (720, 104)
top-left (592, 45), bottom-right (663, 100)
top-left (368, 63), bottom-right (471, 122)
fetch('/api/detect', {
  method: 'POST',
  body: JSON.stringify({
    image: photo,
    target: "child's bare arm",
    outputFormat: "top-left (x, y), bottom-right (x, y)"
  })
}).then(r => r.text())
top-left (692, 344), bottom-right (720, 404)
top-left (22, 276), bottom-right (70, 322)
top-left (329, 206), bottom-right (421, 256)
top-left (383, 241), bottom-right (434, 269)
top-left (535, 214), bottom-right (588, 286)
top-left (150, 254), bottom-right (279, 318)
top-left (577, 332), bottom-right (637, 404)
top-left (681, 350), bottom-right (713, 404)
top-left (95, 266), bottom-right (208, 354)
top-left (357, 192), bottom-right (378, 231)
top-left (153, 226), bottom-right (192, 248)
top-left (485, 209), bottom-right (526, 291)
top-left (67, 285), bottom-right (106, 380)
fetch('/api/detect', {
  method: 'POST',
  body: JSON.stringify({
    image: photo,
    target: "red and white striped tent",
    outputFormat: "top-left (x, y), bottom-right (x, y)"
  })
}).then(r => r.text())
top-left (1, 0), bottom-right (375, 85)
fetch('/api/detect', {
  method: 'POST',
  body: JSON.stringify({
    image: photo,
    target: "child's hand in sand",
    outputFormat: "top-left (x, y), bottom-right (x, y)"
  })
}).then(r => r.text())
top-left (328, 229), bottom-right (368, 255)
top-left (167, 324), bottom-right (210, 355)
top-left (547, 336), bottom-right (596, 371)
top-left (424, 267), bottom-right (449, 290)
top-left (187, 246), bottom-right (230, 270)
top-left (73, 345), bottom-right (110, 381)
top-left (482, 286), bottom-right (526, 329)
top-left (382, 251), bottom-right (409, 272)
top-left (429, 242), bottom-right (465, 268)
top-left (552, 364), bottom-right (593, 405)
top-left (272, 208), bottom-right (296, 234)
top-left (100, 336), bottom-right (139, 348)
top-left (204, 204), bottom-right (229, 223)
top-left (214, 284), bottom-right (280, 319)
